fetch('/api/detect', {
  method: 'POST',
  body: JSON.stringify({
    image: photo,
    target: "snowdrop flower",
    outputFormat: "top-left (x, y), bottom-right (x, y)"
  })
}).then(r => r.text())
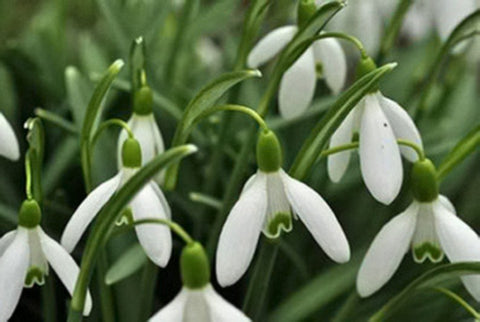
top-left (247, 0), bottom-right (346, 119)
top-left (357, 159), bottom-right (480, 299)
top-left (327, 57), bottom-right (422, 205)
top-left (62, 137), bottom-right (172, 267)
top-left (118, 85), bottom-right (165, 181)
top-left (0, 199), bottom-right (92, 320)
top-left (150, 242), bottom-right (250, 322)
top-left (0, 111), bottom-right (20, 160)
top-left (216, 130), bottom-right (350, 286)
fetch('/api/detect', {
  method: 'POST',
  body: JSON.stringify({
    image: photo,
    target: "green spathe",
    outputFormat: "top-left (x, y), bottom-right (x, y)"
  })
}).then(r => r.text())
top-left (181, 242), bottom-right (210, 289)
top-left (133, 86), bottom-right (153, 115)
top-left (122, 138), bottom-right (142, 168)
top-left (411, 159), bottom-right (439, 202)
top-left (257, 130), bottom-right (282, 172)
top-left (18, 199), bottom-right (41, 228)
top-left (297, 0), bottom-right (317, 28)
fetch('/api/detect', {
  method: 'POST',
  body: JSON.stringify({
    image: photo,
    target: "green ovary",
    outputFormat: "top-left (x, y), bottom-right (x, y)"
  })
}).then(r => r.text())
top-left (266, 212), bottom-right (292, 238)
top-left (413, 243), bottom-right (444, 263)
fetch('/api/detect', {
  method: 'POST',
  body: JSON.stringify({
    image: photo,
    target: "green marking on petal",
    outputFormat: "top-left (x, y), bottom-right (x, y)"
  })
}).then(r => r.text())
top-left (116, 208), bottom-right (134, 226)
top-left (265, 212), bottom-right (292, 239)
top-left (25, 266), bottom-right (46, 288)
top-left (413, 243), bottom-right (444, 264)
top-left (315, 62), bottom-right (323, 79)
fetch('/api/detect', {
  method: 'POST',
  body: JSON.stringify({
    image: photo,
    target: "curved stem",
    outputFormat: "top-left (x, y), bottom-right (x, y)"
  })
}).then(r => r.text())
top-left (397, 139), bottom-right (425, 160)
top-left (25, 154), bottom-right (33, 200)
top-left (132, 218), bottom-right (194, 245)
top-left (91, 118), bottom-right (134, 147)
top-left (315, 32), bottom-right (368, 58)
top-left (434, 287), bottom-right (480, 319)
top-left (214, 104), bottom-right (269, 131)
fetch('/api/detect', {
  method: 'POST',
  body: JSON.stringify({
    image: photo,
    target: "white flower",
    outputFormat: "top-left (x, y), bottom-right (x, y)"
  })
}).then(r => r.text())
top-left (0, 112), bottom-right (20, 160)
top-left (117, 113), bottom-right (165, 171)
top-left (0, 226), bottom-right (92, 320)
top-left (216, 168), bottom-right (350, 287)
top-left (61, 166), bottom-right (172, 267)
top-left (149, 284), bottom-right (250, 322)
top-left (247, 25), bottom-right (346, 119)
top-left (327, 92), bottom-right (422, 205)
top-left (357, 195), bottom-right (480, 299)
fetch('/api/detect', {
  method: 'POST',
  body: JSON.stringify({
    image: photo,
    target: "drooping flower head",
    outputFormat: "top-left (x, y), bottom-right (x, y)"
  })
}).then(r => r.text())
top-left (0, 199), bottom-right (92, 320)
top-left (357, 158), bottom-right (480, 299)
top-left (328, 56), bottom-right (423, 205)
top-left (216, 129), bottom-right (350, 287)
top-left (0, 111), bottom-right (20, 161)
top-left (62, 137), bottom-right (172, 267)
top-left (247, 0), bottom-right (347, 119)
top-left (150, 242), bottom-right (250, 322)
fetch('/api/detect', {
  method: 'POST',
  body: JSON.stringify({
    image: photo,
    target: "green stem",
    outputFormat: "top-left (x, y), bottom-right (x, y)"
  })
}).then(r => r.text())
top-left (397, 139), bottom-right (426, 160)
top-left (41, 276), bottom-right (57, 322)
top-left (331, 291), bottom-right (359, 322)
top-left (132, 218), bottom-right (194, 245)
top-left (315, 32), bottom-right (368, 58)
top-left (213, 104), bottom-right (269, 131)
top-left (91, 118), bottom-right (134, 146)
top-left (189, 192), bottom-right (222, 210)
top-left (242, 239), bottom-right (280, 320)
top-left (434, 287), bottom-right (480, 319)
top-left (96, 252), bottom-right (116, 322)
top-left (137, 261), bottom-right (159, 322)
top-left (35, 108), bottom-right (78, 135)
top-left (25, 154), bottom-right (33, 200)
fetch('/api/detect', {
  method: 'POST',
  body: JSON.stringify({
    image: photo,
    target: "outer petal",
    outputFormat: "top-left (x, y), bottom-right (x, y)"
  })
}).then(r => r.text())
top-left (0, 228), bottom-right (29, 321)
top-left (61, 174), bottom-right (121, 253)
top-left (281, 171), bottom-right (350, 263)
top-left (39, 228), bottom-right (92, 316)
top-left (247, 25), bottom-right (297, 68)
top-left (0, 230), bottom-right (16, 256)
top-left (150, 182), bottom-right (172, 220)
top-left (312, 37), bottom-right (347, 94)
top-left (131, 184), bottom-right (172, 267)
top-left (438, 195), bottom-right (456, 214)
top-left (359, 94), bottom-right (403, 205)
top-left (327, 108), bottom-right (355, 182)
top-left (356, 203), bottom-right (418, 297)
top-left (204, 285), bottom-right (251, 322)
top-left (278, 47), bottom-right (316, 119)
top-left (216, 173), bottom-right (267, 287)
top-left (0, 112), bottom-right (20, 160)
top-left (149, 288), bottom-right (188, 322)
top-left (379, 95), bottom-right (422, 162)
top-left (433, 201), bottom-right (480, 301)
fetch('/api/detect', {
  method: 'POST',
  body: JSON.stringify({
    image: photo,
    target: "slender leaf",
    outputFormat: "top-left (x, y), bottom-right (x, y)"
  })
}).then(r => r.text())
top-left (65, 66), bottom-right (93, 130)
top-left (105, 243), bottom-right (148, 285)
top-left (289, 63), bottom-right (397, 180)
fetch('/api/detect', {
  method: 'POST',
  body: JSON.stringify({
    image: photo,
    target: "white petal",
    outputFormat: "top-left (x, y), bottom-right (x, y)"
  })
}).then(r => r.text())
top-left (438, 195), bottom-right (456, 215)
top-left (240, 173), bottom-right (257, 195)
top-left (312, 37), bottom-right (347, 94)
top-left (278, 47), bottom-right (316, 119)
top-left (379, 95), bottom-right (422, 162)
top-left (356, 203), bottom-right (418, 297)
top-left (0, 112), bottom-right (20, 160)
top-left (61, 174), bottom-right (121, 253)
top-left (433, 200), bottom-right (480, 301)
top-left (281, 171), bottom-right (350, 263)
top-left (149, 182), bottom-right (172, 220)
top-left (39, 228), bottom-right (92, 316)
top-left (216, 173), bottom-right (267, 287)
top-left (184, 289), bottom-right (209, 321)
top-left (359, 94), bottom-right (403, 205)
top-left (0, 228), bottom-right (29, 321)
top-left (131, 183), bottom-right (172, 267)
top-left (0, 230), bottom-right (16, 256)
top-left (327, 108), bottom-right (355, 182)
top-left (247, 25), bottom-right (298, 68)
top-left (149, 288), bottom-right (188, 321)
top-left (204, 285), bottom-right (251, 322)
top-left (433, 0), bottom-right (477, 40)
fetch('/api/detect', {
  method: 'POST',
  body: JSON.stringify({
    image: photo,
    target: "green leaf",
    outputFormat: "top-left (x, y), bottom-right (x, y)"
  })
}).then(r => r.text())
top-left (379, 0), bottom-right (414, 60)
top-left (65, 66), bottom-right (94, 130)
top-left (105, 243), bottom-right (148, 285)
top-left (370, 262), bottom-right (480, 322)
top-left (164, 69), bottom-right (261, 190)
top-left (80, 59), bottom-right (124, 192)
top-left (437, 124), bottom-right (480, 180)
top-left (289, 63), bottom-right (397, 180)
top-left (69, 144), bottom-right (197, 318)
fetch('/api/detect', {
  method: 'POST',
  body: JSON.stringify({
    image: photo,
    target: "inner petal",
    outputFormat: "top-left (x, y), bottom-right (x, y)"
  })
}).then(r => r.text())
top-left (263, 172), bottom-right (292, 238)
top-left (26, 229), bottom-right (49, 287)
top-left (411, 202), bottom-right (443, 263)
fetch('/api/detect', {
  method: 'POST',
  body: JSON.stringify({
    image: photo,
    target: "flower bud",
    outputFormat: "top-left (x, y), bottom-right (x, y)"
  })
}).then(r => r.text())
top-left (256, 130), bottom-right (282, 172)
top-left (410, 159), bottom-right (439, 202)
top-left (133, 86), bottom-right (153, 115)
top-left (122, 138), bottom-right (142, 168)
top-left (297, 0), bottom-right (317, 28)
top-left (18, 199), bottom-right (41, 228)
top-left (180, 242), bottom-right (210, 289)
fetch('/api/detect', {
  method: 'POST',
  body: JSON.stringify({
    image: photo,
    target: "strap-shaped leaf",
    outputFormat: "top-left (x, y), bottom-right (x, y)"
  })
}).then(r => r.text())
top-left (289, 63), bottom-right (397, 180)
top-left (68, 144), bottom-right (197, 319)
top-left (437, 124), bottom-right (480, 180)
top-left (164, 69), bottom-right (261, 190)
top-left (105, 243), bottom-right (148, 285)
top-left (65, 66), bottom-right (93, 130)
top-left (370, 262), bottom-right (480, 321)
